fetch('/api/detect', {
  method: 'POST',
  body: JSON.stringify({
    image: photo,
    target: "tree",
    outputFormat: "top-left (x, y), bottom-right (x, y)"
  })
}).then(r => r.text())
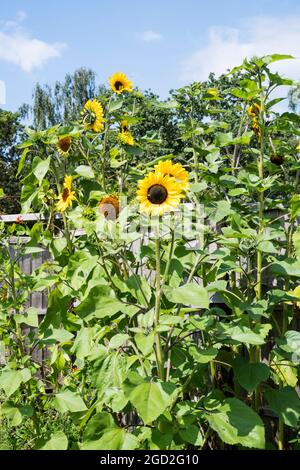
top-left (0, 109), bottom-right (24, 214)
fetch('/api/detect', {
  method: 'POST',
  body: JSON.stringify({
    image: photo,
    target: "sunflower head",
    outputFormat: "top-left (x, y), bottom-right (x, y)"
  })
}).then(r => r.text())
top-left (247, 103), bottom-right (260, 118)
top-left (56, 175), bottom-right (76, 212)
top-left (118, 131), bottom-right (135, 146)
top-left (154, 160), bottom-right (189, 191)
top-left (109, 72), bottom-right (133, 94)
top-left (82, 99), bottom-right (104, 132)
top-left (270, 154), bottom-right (283, 166)
top-left (137, 172), bottom-right (184, 216)
top-left (296, 141), bottom-right (300, 151)
top-left (120, 120), bottom-right (130, 133)
top-left (99, 195), bottom-right (120, 220)
top-left (253, 120), bottom-right (261, 140)
top-left (57, 136), bottom-right (72, 156)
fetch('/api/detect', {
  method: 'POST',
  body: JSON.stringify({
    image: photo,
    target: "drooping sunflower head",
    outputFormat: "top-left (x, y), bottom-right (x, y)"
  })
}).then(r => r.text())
top-left (252, 119), bottom-right (261, 141)
top-left (137, 172), bottom-right (184, 216)
top-left (270, 154), bottom-right (283, 166)
top-left (118, 131), bottom-right (135, 146)
top-left (56, 175), bottom-right (76, 212)
top-left (109, 72), bottom-right (133, 94)
top-left (99, 195), bottom-right (120, 220)
top-left (57, 135), bottom-right (73, 156)
top-left (247, 102), bottom-right (260, 118)
top-left (120, 120), bottom-right (130, 133)
top-left (82, 99), bottom-right (104, 132)
top-left (154, 160), bottom-right (189, 191)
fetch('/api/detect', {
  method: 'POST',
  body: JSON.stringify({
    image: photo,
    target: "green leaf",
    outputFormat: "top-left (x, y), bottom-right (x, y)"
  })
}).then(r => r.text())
top-left (189, 345), bottom-right (219, 364)
top-left (165, 283), bottom-right (209, 308)
top-left (82, 428), bottom-right (138, 450)
top-left (0, 369), bottom-right (31, 397)
top-left (76, 285), bottom-right (123, 320)
top-left (278, 330), bottom-right (300, 355)
top-left (32, 156), bottom-right (50, 183)
top-left (178, 425), bottom-right (204, 446)
top-left (71, 327), bottom-right (94, 359)
top-left (17, 148), bottom-right (30, 177)
top-left (135, 332), bottom-right (155, 356)
top-left (270, 258), bottom-right (300, 277)
top-left (206, 398), bottom-right (265, 449)
top-left (290, 194), bottom-right (300, 220)
top-left (262, 54), bottom-right (294, 65)
top-left (36, 431), bottom-right (68, 450)
top-left (217, 323), bottom-right (271, 345)
top-left (15, 307), bottom-right (39, 327)
top-left (207, 200), bottom-right (231, 223)
top-left (54, 389), bottom-right (87, 413)
top-left (91, 352), bottom-right (127, 396)
top-left (233, 357), bottom-right (270, 392)
top-left (130, 381), bottom-right (178, 425)
top-left (108, 98), bottom-right (124, 112)
top-left (265, 387), bottom-right (300, 427)
top-left (75, 165), bottom-right (95, 179)
top-left (83, 412), bottom-right (116, 443)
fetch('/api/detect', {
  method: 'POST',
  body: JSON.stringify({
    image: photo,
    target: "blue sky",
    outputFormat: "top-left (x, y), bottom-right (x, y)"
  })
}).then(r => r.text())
top-left (1, 0), bottom-right (300, 111)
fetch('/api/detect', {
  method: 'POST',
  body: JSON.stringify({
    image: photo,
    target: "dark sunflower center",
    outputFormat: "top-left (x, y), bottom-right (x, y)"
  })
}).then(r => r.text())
top-left (147, 184), bottom-right (168, 204)
top-left (58, 137), bottom-right (71, 152)
top-left (115, 81), bottom-right (123, 91)
top-left (62, 188), bottom-right (70, 201)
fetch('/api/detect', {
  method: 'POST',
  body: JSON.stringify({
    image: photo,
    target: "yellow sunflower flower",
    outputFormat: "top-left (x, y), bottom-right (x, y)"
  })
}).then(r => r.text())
top-left (120, 120), bottom-right (130, 133)
top-left (252, 119), bottom-right (261, 141)
top-left (137, 172), bottom-right (184, 216)
top-left (247, 103), bottom-right (260, 118)
top-left (57, 136), bottom-right (73, 156)
top-left (56, 175), bottom-right (76, 212)
top-left (109, 72), bottom-right (133, 94)
top-left (99, 195), bottom-right (120, 220)
top-left (154, 160), bottom-right (189, 192)
top-left (296, 141), bottom-right (300, 151)
top-left (82, 99), bottom-right (104, 132)
top-left (118, 131), bottom-right (135, 146)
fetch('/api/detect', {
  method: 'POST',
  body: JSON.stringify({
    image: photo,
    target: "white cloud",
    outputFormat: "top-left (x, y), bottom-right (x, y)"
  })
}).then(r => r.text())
top-left (0, 12), bottom-right (66, 72)
top-left (182, 17), bottom-right (300, 82)
top-left (140, 30), bottom-right (163, 42)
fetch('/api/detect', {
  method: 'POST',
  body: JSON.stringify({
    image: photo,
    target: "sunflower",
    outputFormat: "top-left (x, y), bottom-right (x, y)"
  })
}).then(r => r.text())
top-left (99, 195), bottom-right (120, 220)
top-left (57, 135), bottom-right (72, 156)
top-left (154, 160), bottom-right (189, 192)
top-left (296, 141), bottom-right (300, 151)
top-left (82, 99), bottom-right (104, 132)
top-left (247, 103), bottom-right (260, 118)
top-left (109, 72), bottom-right (133, 94)
top-left (120, 120), bottom-right (130, 133)
top-left (118, 131), bottom-right (135, 146)
top-left (56, 175), bottom-right (76, 212)
top-left (252, 119), bottom-right (261, 141)
top-left (137, 172), bottom-right (184, 216)
top-left (270, 154), bottom-right (283, 166)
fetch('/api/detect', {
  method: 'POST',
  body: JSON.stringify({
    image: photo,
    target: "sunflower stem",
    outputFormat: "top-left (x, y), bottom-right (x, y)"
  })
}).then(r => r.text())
top-left (254, 75), bottom-right (265, 413)
top-left (154, 221), bottom-right (165, 381)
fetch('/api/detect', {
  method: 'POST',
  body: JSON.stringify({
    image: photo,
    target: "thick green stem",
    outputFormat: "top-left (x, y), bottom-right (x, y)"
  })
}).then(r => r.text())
top-left (254, 81), bottom-right (265, 412)
top-left (154, 234), bottom-right (164, 380)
